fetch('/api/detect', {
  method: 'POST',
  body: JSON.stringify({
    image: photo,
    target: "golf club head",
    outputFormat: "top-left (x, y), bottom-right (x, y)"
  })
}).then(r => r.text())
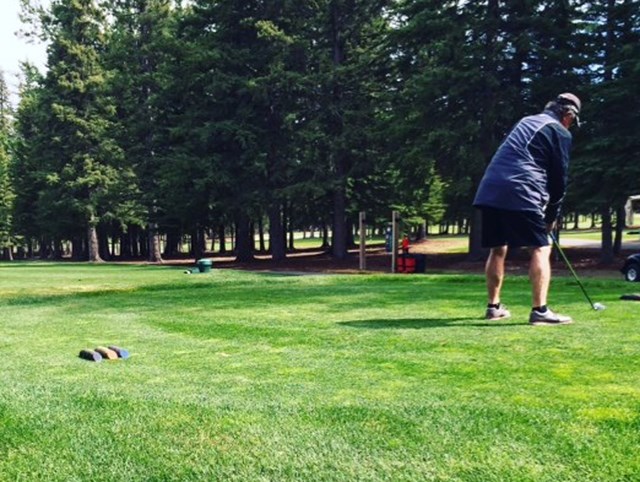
top-left (593, 302), bottom-right (606, 311)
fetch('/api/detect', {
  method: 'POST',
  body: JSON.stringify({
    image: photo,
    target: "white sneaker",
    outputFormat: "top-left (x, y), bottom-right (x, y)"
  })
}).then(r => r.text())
top-left (529, 308), bottom-right (572, 325)
top-left (485, 304), bottom-right (511, 321)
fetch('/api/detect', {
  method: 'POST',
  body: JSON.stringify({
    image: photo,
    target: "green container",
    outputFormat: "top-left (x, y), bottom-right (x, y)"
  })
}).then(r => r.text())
top-left (196, 258), bottom-right (213, 273)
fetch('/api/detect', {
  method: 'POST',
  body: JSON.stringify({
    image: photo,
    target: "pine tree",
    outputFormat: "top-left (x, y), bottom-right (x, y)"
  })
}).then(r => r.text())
top-left (106, 0), bottom-right (176, 262)
top-left (38, 0), bottom-right (129, 261)
top-left (12, 64), bottom-right (47, 258)
top-left (301, 0), bottom-right (391, 259)
top-left (389, 1), bottom-right (511, 257)
top-left (162, 0), bottom-right (259, 261)
top-left (573, 0), bottom-right (640, 262)
top-left (165, 0), bottom-right (317, 262)
top-left (0, 71), bottom-right (15, 260)
top-left (389, 1), bottom-right (588, 257)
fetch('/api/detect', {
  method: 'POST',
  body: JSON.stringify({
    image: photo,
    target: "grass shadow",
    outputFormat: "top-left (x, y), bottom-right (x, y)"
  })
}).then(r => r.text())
top-left (339, 317), bottom-right (525, 329)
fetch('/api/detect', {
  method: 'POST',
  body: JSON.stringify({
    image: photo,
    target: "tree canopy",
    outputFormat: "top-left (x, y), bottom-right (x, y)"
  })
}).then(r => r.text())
top-left (5, 0), bottom-right (638, 262)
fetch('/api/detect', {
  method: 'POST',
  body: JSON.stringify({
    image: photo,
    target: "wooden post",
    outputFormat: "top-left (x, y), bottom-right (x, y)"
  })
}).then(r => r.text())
top-left (359, 211), bottom-right (366, 271)
top-left (391, 211), bottom-right (399, 273)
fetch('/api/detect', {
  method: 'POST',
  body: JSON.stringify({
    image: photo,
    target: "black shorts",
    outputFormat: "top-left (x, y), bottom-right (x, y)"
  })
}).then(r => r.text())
top-left (478, 207), bottom-right (549, 248)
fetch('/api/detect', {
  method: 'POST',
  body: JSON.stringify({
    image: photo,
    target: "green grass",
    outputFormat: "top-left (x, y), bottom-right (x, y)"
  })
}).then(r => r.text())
top-left (1, 263), bottom-right (639, 481)
top-left (288, 235), bottom-right (386, 250)
top-left (560, 230), bottom-right (603, 242)
top-left (561, 229), bottom-right (640, 244)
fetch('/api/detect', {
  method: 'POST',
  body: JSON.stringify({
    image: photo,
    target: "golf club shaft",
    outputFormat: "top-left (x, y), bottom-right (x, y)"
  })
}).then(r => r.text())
top-left (550, 232), bottom-right (596, 309)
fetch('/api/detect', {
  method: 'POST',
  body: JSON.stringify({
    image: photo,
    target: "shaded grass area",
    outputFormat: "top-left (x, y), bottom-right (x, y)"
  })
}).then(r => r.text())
top-left (1, 263), bottom-right (640, 481)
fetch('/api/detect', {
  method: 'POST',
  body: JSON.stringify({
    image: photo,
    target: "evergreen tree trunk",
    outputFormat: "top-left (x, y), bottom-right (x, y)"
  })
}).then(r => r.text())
top-left (328, 3), bottom-right (348, 260)
top-left (72, 237), bottom-right (85, 260)
top-left (600, 206), bottom-right (614, 264)
top-left (614, 205), bottom-right (625, 255)
top-left (163, 230), bottom-right (180, 257)
top-left (209, 230), bottom-right (216, 252)
top-left (53, 240), bottom-right (63, 260)
top-left (98, 226), bottom-right (111, 260)
top-left (332, 185), bottom-right (348, 259)
top-left (258, 217), bottom-right (266, 252)
top-left (346, 217), bottom-right (356, 249)
top-left (139, 230), bottom-right (149, 259)
top-left (191, 228), bottom-right (207, 259)
top-left (417, 222), bottom-right (427, 241)
top-left (147, 222), bottom-right (163, 263)
top-left (87, 223), bottom-right (103, 263)
top-left (120, 231), bottom-right (132, 258)
top-left (288, 221), bottom-right (295, 251)
top-left (218, 225), bottom-right (227, 254)
top-left (235, 214), bottom-right (254, 262)
top-left (268, 204), bottom-right (286, 261)
top-left (38, 238), bottom-right (48, 259)
top-left (281, 203), bottom-right (288, 251)
top-left (321, 223), bottom-right (330, 249)
top-left (131, 227), bottom-right (140, 258)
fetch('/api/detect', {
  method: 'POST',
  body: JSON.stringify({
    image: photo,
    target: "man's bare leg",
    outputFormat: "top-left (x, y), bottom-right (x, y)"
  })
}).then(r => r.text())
top-left (486, 245), bottom-right (508, 304)
top-left (529, 245), bottom-right (551, 308)
top-left (528, 245), bottom-right (572, 324)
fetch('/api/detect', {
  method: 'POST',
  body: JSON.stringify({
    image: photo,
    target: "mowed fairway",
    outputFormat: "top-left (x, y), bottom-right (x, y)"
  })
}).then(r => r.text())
top-left (1, 263), bottom-right (639, 481)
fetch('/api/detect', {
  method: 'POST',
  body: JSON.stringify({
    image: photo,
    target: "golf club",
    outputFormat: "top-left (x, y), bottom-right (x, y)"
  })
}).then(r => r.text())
top-left (550, 232), bottom-right (606, 311)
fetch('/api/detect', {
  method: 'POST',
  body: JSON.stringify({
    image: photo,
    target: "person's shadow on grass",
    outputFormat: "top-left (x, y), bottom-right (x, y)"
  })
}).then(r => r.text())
top-left (339, 318), bottom-right (523, 329)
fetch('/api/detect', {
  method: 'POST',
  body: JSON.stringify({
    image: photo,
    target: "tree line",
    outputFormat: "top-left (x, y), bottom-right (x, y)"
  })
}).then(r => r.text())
top-left (0, 0), bottom-right (638, 263)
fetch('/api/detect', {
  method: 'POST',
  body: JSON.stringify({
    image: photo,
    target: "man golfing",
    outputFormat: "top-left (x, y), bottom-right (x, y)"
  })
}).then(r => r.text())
top-left (473, 93), bottom-right (581, 325)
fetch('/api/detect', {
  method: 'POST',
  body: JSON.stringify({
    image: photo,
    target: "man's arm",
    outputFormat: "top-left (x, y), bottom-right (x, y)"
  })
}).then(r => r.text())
top-left (543, 124), bottom-right (572, 224)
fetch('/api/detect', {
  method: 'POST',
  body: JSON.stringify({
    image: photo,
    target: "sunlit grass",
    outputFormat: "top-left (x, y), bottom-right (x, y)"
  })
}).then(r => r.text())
top-left (1, 263), bottom-right (639, 481)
